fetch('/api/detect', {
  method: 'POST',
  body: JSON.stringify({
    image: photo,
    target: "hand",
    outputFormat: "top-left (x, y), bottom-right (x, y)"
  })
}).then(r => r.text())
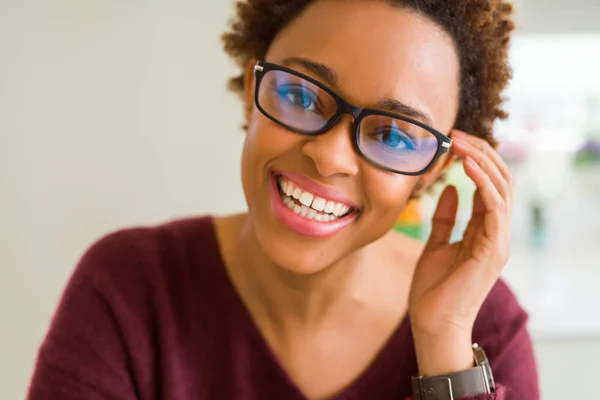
top-left (408, 129), bottom-right (513, 375)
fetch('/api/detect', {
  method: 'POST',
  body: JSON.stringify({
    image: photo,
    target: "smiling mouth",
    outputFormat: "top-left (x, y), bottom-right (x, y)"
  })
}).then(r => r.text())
top-left (275, 175), bottom-right (356, 222)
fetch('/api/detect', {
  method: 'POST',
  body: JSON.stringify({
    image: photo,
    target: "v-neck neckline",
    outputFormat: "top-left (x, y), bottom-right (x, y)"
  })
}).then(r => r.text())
top-left (206, 216), bottom-right (415, 399)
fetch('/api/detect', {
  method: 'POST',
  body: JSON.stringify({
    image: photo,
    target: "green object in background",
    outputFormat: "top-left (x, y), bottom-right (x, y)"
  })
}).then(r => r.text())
top-left (574, 150), bottom-right (600, 166)
top-left (393, 224), bottom-right (422, 240)
top-left (393, 161), bottom-right (476, 243)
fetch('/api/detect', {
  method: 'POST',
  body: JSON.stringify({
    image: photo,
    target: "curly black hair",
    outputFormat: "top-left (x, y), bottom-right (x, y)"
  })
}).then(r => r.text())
top-left (222, 0), bottom-right (515, 148)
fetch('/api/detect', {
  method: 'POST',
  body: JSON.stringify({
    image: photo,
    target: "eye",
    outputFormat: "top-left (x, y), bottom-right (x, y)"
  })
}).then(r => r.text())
top-left (275, 84), bottom-right (318, 111)
top-left (372, 128), bottom-right (416, 151)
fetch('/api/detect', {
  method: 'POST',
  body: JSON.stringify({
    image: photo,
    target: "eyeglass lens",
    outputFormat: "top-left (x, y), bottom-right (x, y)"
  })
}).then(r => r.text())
top-left (257, 69), bottom-right (440, 173)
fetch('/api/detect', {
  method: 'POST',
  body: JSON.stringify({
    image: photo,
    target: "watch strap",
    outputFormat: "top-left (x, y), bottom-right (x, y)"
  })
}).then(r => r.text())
top-left (412, 365), bottom-right (491, 399)
top-left (411, 344), bottom-right (495, 400)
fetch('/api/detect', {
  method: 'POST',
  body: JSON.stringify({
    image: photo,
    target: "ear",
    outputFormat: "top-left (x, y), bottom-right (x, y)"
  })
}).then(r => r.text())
top-left (412, 151), bottom-right (457, 197)
top-left (243, 59), bottom-right (257, 126)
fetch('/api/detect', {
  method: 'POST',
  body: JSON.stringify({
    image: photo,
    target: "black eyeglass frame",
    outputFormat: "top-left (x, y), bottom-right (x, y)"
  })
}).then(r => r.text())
top-left (253, 61), bottom-right (453, 176)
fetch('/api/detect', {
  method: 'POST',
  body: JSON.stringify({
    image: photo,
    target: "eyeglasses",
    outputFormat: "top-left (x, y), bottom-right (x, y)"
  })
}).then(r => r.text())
top-left (253, 61), bottom-right (452, 176)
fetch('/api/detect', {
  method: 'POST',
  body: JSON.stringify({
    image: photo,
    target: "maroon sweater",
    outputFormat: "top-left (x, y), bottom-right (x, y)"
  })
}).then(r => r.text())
top-left (28, 216), bottom-right (539, 400)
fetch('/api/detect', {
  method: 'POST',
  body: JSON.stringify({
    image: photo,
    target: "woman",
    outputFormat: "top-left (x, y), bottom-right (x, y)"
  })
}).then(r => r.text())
top-left (28, 0), bottom-right (539, 399)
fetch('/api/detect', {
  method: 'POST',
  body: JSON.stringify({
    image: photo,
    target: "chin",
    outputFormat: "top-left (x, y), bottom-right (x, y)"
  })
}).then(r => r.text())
top-left (248, 210), bottom-right (340, 275)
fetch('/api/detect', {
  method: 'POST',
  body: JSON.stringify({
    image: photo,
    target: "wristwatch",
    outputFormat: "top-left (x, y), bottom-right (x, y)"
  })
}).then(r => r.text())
top-left (411, 343), bottom-right (495, 399)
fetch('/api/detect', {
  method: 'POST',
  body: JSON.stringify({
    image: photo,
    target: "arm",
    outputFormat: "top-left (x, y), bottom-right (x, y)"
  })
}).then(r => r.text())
top-left (28, 234), bottom-right (143, 400)
top-left (410, 288), bottom-right (539, 399)
top-left (407, 130), bottom-right (539, 399)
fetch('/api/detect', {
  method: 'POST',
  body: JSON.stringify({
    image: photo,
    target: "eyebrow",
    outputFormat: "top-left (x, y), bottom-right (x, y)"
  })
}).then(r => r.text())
top-left (375, 98), bottom-right (433, 126)
top-left (281, 57), bottom-right (339, 87)
top-left (280, 56), bottom-right (433, 126)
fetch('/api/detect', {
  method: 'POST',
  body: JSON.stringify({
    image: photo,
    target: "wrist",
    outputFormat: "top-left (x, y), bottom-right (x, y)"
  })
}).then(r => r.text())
top-left (412, 330), bottom-right (474, 376)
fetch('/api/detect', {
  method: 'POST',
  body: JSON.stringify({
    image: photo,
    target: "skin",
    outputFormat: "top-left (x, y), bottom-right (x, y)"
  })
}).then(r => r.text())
top-left (214, 0), bottom-right (513, 398)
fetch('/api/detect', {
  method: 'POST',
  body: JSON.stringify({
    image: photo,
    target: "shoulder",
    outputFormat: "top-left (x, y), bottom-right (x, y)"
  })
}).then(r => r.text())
top-left (74, 215), bottom-right (222, 300)
top-left (83, 215), bottom-right (216, 260)
top-left (32, 216), bottom-right (225, 398)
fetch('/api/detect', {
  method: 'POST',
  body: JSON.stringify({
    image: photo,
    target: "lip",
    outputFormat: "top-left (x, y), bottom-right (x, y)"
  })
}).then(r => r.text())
top-left (269, 173), bottom-right (358, 238)
top-left (274, 171), bottom-right (358, 209)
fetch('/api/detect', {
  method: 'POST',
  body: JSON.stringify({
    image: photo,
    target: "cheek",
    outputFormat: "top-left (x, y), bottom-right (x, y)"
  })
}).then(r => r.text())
top-left (244, 110), bottom-right (299, 161)
top-left (241, 111), bottom-right (301, 194)
top-left (362, 171), bottom-right (419, 218)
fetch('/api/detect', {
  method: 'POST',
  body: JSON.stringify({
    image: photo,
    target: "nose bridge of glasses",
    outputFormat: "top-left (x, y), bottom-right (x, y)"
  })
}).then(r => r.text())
top-left (325, 103), bottom-right (360, 140)
top-left (337, 101), bottom-right (363, 121)
top-left (321, 101), bottom-right (364, 145)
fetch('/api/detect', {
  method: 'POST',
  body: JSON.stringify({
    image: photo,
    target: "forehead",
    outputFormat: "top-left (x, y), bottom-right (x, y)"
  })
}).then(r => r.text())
top-left (265, 0), bottom-right (460, 131)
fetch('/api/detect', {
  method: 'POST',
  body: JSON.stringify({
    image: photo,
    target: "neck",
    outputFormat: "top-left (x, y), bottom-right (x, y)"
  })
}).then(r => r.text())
top-left (228, 214), bottom-right (380, 333)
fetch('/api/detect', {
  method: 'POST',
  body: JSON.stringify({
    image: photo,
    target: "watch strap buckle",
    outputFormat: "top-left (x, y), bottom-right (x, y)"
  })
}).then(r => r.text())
top-left (412, 375), bottom-right (454, 399)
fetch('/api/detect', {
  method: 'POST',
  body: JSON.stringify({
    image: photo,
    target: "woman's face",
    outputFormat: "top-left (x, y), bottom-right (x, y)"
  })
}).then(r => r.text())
top-left (240, 0), bottom-right (460, 273)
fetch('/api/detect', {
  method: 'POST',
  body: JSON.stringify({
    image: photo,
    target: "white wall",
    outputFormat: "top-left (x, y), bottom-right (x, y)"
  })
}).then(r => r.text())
top-left (534, 338), bottom-right (600, 399)
top-left (1, 1), bottom-right (244, 398)
top-left (513, 0), bottom-right (600, 33)
top-left (2, 1), bottom-right (599, 399)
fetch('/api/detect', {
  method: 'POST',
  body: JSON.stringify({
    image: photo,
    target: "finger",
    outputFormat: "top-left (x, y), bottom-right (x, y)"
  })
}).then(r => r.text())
top-left (451, 138), bottom-right (510, 200)
top-left (451, 130), bottom-right (513, 191)
top-left (462, 190), bottom-right (485, 246)
top-left (425, 185), bottom-right (459, 250)
top-left (463, 156), bottom-right (504, 218)
top-left (463, 158), bottom-right (506, 260)
top-left (472, 186), bottom-right (486, 217)
top-left (471, 189), bottom-right (511, 268)
top-left (462, 134), bottom-right (512, 185)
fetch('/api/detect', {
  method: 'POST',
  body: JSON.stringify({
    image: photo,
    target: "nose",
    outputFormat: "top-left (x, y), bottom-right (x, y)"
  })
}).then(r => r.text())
top-left (301, 116), bottom-right (360, 178)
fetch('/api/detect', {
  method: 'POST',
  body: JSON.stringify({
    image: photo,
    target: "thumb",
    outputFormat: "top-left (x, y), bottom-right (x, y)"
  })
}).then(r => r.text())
top-left (425, 185), bottom-right (458, 250)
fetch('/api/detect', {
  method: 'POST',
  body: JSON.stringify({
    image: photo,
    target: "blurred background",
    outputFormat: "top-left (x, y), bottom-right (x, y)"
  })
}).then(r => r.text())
top-left (1, 0), bottom-right (599, 398)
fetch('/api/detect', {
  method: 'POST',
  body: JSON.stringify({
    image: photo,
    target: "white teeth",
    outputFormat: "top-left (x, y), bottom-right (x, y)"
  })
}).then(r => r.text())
top-left (332, 203), bottom-right (343, 217)
top-left (312, 197), bottom-right (326, 212)
top-left (285, 184), bottom-right (294, 197)
top-left (300, 205), bottom-right (309, 217)
top-left (277, 177), bottom-right (354, 221)
top-left (292, 187), bottom-right (302, 199)
top-left (324, 201), bottom-right (335, 214)
top-left (299, 192), bottom-right (314, 207)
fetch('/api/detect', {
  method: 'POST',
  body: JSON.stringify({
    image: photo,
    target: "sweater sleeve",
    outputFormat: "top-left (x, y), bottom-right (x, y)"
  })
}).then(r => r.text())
top-left (471, 280), bottom-right (539, 400)
top-left (405, 280), bottom-right (540, 400)
top-left (27, 230), bottom-right (151, 400)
